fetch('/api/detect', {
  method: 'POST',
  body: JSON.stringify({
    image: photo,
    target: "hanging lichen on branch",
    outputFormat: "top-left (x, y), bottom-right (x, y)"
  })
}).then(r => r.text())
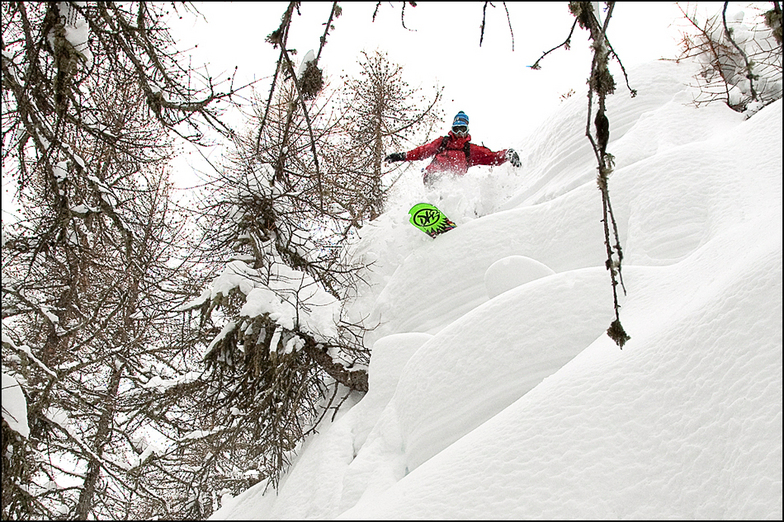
top-left (576, 1), bottom-right (631, 348)
top-left (531, 1), bottom-right (633, 348)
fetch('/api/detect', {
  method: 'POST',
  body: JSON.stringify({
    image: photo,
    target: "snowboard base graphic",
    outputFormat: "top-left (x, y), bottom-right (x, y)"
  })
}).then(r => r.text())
top-left (409, 203), bottom-right (457, 238)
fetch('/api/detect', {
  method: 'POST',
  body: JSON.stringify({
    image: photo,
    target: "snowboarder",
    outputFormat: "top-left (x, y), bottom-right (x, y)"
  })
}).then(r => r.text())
top-left (384, 111), bottom-right (521, 185)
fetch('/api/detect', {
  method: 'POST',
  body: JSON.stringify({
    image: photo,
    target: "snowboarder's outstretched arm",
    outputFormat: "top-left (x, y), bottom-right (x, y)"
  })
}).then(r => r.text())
top-left (385, 136), bottom-right (444, 164)
top-left (386, 139), bottom-right (521, 168)
top-left (468, 145), bottom-right (521, 168)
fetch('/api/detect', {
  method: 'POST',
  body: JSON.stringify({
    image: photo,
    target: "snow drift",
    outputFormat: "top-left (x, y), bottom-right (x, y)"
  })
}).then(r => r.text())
top-left (210, 60), bottom-right (782, 520)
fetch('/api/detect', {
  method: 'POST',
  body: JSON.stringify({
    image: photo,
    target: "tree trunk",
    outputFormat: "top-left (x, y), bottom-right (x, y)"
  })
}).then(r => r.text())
top-left (74, 363), bottom-right (123, 519)
top-left (370, 101), bottom-right (384, 220)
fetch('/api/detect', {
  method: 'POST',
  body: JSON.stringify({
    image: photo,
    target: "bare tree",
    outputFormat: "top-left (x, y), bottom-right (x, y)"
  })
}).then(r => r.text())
top-left (1, 1), bottom-right (239, 518)
top-left (170, 9), bottom-right (439, 500)
top-left (336, 49), bottom-right (443, 221)
top-left (172, 63), bottom-right (373, 501)
top-left (675, 2), bottom-right (782, 113)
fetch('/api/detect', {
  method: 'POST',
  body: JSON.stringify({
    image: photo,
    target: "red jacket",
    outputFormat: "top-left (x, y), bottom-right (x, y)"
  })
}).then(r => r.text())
top-left (404, 131), bottom-right (508, 176)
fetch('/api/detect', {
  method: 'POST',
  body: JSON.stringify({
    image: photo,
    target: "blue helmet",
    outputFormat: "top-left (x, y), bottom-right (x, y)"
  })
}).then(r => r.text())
top-left (452, 111), bottom-right (469, 127)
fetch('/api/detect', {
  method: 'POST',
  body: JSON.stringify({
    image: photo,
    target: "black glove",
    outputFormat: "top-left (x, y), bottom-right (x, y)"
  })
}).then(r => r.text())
top-left (506, 148), bottom-right (521, 168)
top-left (385, 152), bottom-right (406, 163)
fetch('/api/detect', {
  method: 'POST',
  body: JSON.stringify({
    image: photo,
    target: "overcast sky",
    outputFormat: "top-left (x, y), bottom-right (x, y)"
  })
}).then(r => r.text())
top-left (169, 2), bottom-right (707, 146)
top-left (0, 2), bottom-right (735, 217)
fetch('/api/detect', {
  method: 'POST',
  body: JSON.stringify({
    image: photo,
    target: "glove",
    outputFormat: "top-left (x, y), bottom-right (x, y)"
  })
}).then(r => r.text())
top-left (385, 152), bottom-right (406, 163)
top-left (506, 148), bottom-right (521, 168)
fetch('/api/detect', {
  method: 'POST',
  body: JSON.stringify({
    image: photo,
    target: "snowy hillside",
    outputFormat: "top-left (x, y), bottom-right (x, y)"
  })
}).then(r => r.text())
top-left (211, 60), bottom-right (782, 519)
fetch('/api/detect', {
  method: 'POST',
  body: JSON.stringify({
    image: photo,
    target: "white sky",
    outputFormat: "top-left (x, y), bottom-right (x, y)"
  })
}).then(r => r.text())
top-left (172, 1), bottom-right (694, 146)
top-left (0, 2), bottom-right (742, 216)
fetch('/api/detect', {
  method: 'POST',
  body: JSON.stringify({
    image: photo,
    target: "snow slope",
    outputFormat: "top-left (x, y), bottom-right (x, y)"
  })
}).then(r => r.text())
top-left (211, 60), bottom-right (782, 519)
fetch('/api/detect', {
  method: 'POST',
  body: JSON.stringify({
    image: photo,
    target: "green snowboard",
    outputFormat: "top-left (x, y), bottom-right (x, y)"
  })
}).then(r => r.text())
top-left (409, 203), bottom-right (457, 238)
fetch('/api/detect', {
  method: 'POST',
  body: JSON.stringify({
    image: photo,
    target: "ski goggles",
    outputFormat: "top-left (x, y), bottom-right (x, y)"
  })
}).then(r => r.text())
top-left (452, 125), bottom-right (468, 137)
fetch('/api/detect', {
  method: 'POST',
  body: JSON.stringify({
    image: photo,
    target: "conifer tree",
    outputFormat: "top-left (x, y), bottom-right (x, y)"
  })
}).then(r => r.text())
top-left (337, 50), bottom-right (443, 220)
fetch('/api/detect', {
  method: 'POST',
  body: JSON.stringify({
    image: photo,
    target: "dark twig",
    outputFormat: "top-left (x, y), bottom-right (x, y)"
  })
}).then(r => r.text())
top-left (401, 1), bottom-right (417, 31)
top-left (480, 2), bottom-right (515, 51)
top-left (529, 18), bottom-right (579, 69)
top-left (315, 2), bottom-right (340, 64)
top-left (256, 2), bottom-right (296, 156)
top-left (480, 2), bottom-right (489, 46)
top-left (503, 2), bottom-right (515, 51)
top-left (605, 37), bottom-right (637, 96)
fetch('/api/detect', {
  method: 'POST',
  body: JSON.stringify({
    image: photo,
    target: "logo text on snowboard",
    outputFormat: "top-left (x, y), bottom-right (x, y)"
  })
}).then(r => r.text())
top-left (412, 208), bottom-right (440, 227)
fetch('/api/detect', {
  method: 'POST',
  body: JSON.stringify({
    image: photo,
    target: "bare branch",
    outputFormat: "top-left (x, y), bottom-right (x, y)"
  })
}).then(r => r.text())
top-left (480, 2), bottom-right (489, 46)
top-left (529, 18), bottom-right (579, 70)
top-left (503, 1), bottom-right (515, 51)
top-left (316, 2), bottom-right (341, 64)
top-left (479, 2), bottom-right (515, 50)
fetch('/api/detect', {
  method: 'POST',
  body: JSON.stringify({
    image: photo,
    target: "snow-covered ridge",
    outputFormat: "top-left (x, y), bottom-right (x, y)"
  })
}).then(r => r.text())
top-left (211, 60), bottom-right (782, 520)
